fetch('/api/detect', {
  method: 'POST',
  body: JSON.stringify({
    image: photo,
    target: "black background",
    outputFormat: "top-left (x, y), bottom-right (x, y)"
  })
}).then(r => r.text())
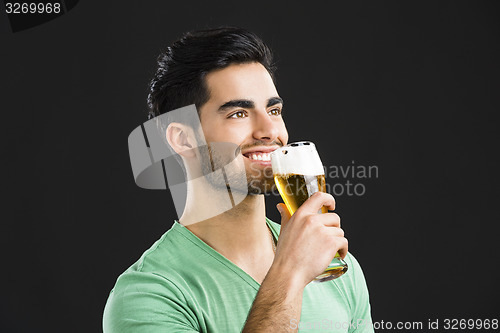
top-left (1, 1), bottom-right (499, 332)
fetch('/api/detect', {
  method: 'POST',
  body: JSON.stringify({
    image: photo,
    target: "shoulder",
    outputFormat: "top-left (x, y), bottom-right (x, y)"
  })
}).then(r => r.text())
top-left (334, 252), bottom-right (369, 293)
top-left (331, 252), bottom-right (372, 325)
top-left (107, 222), bottom-right (200, 293)
top-left (125, 221), bottom-right (201, 275)
top-left (105, 224), bottom-right (192, 304)
top-left (103, 270), bottom-right (199, 332)
top-left (103, 224), bottom-right (200, 332)
top-left (343, 252), bottom-right (365, 276)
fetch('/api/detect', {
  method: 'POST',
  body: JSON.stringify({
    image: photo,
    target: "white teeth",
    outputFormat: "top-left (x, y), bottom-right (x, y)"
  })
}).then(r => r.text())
top-left (247, 152), bottom-right (271, 161)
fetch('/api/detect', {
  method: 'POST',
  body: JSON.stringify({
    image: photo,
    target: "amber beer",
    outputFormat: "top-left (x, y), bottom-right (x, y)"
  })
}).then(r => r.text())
top-left (274, 174), bottom-right (328, 214)
top-left (271, 141), bottom-right (348, 282)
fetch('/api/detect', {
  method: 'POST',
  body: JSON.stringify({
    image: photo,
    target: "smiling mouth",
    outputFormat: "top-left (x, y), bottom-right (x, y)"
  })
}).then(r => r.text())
top-left (243, 152), bottom-right (272, 161)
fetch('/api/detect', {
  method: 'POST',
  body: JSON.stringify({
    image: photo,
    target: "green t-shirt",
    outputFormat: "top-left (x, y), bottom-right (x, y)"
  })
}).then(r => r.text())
top-left (103, 219), bottom-right (373, 332)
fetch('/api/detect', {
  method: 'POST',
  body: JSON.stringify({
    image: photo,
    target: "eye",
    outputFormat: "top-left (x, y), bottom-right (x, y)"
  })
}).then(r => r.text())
top-left (268, 108), bottom-right (282, 116)
top-left (228, 110), bottom-right (247, 119)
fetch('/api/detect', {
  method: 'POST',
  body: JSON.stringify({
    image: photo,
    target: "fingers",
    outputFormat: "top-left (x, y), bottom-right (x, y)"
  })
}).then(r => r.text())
top-left (337, 237), bottom-right (349, 259)
top-left (296, 192), bottom-right (335, 215)
top-left (307, 212), bottom-right (341, 228)
top-left (315, 215), bottom-right (347, 259)
top-left (324, 227), bottom-right (348, 259)
top-left (277, 203), bottom-right (292, 227)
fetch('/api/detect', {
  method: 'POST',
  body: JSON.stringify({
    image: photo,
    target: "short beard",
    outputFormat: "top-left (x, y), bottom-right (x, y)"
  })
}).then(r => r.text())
top-left (198, 142), bottom-right (248, 195)
top-left (246, 163), bottom-right (275, 195)
top-left (198, 142), bottom-right (277, 196)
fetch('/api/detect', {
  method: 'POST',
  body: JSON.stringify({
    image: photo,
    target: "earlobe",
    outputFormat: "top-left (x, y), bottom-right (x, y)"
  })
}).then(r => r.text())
top-left (166, 123), bottom-right (197, 158)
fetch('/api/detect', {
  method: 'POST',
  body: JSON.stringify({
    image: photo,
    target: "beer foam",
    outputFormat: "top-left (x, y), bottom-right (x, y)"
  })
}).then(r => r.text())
top-left (271, 142), bottom-right (325, 176)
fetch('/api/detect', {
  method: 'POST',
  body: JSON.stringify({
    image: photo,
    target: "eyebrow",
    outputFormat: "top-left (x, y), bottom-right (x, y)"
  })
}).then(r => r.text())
top-left (218, 97), bottom-right (283, 112)
top-left (267, 97), bottom-right (284, 108)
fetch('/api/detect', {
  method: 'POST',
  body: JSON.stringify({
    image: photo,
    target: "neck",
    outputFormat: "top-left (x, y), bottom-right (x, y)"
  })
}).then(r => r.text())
top-left (181, 192), bottom-right (269, 255)
top-left (179, 178), bottom-right (275, 281)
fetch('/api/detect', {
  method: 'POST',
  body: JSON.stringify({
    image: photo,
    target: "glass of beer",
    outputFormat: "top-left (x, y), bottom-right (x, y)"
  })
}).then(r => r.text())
top-left (271, 141), bottom-right (348, 282)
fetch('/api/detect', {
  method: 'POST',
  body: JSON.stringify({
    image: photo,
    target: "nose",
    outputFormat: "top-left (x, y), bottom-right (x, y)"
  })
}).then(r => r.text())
top-left (252, 109), bottom-right (279, 142)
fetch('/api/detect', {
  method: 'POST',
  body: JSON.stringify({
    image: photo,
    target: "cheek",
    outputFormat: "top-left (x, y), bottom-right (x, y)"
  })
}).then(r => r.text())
top-left (200, 118), bottom-right (226, 141)
top-left (223, 127), bottom-right (248, 143)
top-left (202, 120), bottom-right (247, 142)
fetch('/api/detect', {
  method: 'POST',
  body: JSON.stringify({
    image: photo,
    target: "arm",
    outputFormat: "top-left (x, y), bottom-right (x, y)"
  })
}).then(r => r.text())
top-left (243, 192), bottom-right (348, 332)
top-left (242, 263), bottom-right (304, 332)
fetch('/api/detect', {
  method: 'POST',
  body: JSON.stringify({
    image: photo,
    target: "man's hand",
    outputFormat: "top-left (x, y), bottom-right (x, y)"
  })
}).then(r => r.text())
top-left (272, 191), bottom-right (348, 288)
top-left (242, 192), bottom-right (347, 332)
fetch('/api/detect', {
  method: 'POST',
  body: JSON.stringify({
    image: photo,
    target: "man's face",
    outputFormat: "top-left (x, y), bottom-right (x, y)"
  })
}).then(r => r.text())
top-left (198, 62), bottom-right (289, 194)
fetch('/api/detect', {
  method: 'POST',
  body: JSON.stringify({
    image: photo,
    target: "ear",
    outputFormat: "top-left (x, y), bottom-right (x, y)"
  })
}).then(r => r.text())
top-left (165, 123), bottom-right (198, 158)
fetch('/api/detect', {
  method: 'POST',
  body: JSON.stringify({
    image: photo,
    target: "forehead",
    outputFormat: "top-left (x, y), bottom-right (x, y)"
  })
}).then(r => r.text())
top-left (202, 62), bottom-right (278, 108)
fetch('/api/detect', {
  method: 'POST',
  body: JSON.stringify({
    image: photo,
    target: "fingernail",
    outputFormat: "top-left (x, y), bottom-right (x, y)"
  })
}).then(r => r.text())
top-left (276, 204), bottom-right (283, 215)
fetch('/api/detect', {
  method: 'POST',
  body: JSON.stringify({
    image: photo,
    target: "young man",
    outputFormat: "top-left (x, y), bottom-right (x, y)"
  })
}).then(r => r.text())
top-left (103, 27), bottom-right (373, 332)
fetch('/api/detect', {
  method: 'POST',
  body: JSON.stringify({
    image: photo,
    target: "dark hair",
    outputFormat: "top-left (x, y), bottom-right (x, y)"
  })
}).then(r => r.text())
top-left (147, 27), bottom-right (275, 119)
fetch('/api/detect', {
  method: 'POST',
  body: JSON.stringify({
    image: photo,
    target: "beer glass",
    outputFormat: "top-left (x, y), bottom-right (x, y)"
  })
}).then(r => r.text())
top-left (271, 141), bottom-right (348, 282)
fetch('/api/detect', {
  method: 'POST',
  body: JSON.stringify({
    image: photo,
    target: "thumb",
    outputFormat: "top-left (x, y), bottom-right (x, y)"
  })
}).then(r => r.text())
top-left (276, 203), bottom-right (292, 227)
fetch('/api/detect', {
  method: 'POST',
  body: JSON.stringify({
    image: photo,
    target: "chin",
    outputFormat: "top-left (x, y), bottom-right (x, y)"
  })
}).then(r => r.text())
top-left (247, 178), bottom-right (276, 195)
